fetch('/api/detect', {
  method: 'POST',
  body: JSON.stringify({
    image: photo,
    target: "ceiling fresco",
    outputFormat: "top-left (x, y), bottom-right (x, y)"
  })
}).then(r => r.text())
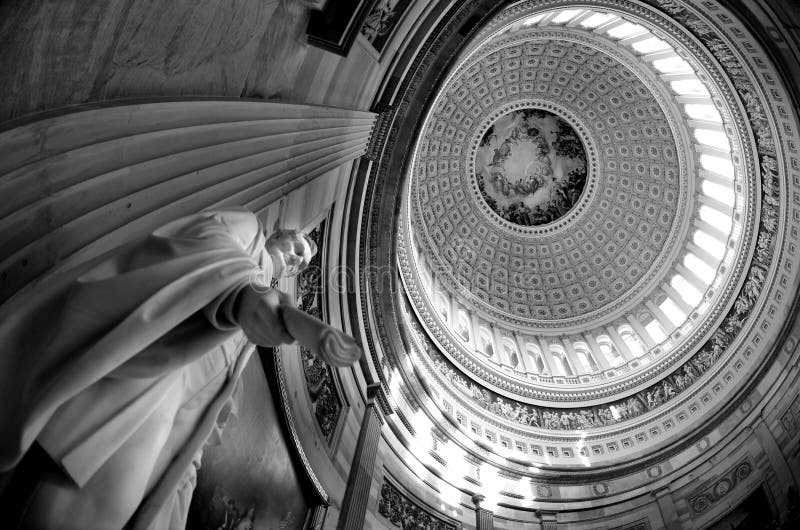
top-left (476, 108), bottom-right (587, 226)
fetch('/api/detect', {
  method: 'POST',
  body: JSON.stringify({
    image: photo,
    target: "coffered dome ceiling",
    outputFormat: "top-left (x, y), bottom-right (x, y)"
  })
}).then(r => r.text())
top-left (368, 0), bottom-right (796, 471)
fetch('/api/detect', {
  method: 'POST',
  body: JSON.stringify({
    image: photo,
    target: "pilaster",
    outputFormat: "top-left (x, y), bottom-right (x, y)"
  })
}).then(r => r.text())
top-left (472, 494), bottom-right (494, 530)
top-left (336, 383), bottom-right (391, 530)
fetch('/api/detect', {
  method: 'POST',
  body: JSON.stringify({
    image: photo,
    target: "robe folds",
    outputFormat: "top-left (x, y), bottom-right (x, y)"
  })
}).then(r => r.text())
top-left (0, 208), bottom-right (271, 529)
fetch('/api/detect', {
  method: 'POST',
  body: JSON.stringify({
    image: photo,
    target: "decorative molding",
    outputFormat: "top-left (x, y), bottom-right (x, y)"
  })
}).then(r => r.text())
top-left (365, 103), bottom-right (395, 161)
top-left (378, 480), bottom-right (459, 530)
top-left (270, 346), bottom-right (330, 505)
top-left (368, 381), bottom-right (395, 416)
top-left (360, 0), bottom-right (415, 55)
top-left (780, 394), bottom-right (800, 438)
top-left (609, 519), bottom-right (650, 530)
top-left (686, 458), bottom-right (753, 514)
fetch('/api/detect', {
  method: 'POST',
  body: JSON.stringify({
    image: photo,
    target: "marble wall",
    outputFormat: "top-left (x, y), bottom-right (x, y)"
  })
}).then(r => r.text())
top-left (0, 0), bottom-right (383, 124)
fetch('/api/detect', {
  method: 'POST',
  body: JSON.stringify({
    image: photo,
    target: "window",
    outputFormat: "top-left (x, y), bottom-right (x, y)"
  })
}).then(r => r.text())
top-left (653, 56), bottom-right (692, 74)
top-left (480, 328), bottom-right (494, 358)
top-left (526, 343), bottom-right (544, 374)
top-left (644, 317), bottom-right (667, 343)
top-left (551, 345), bottom-right (573, 376)
top-left (659, 296), bottom-right (686, 327)
top-left (552, 9), bottom-right (580, 24)
top-left (457, 310), bottom-right (470, 342)
top-left (684, 252), bottom-right (716, 283)
top-left (698, 205), bottom-right (732, 234)
top-left (619, 325), bottom-right (645, 357)
top-left (597, 335), bottom-right (623, 367)
top-left (693, 230), bottom-right (725, 259)
top-left (694, 129), bottom-right (729, 150)
top-left (671, 274), bottom-right (702, 306)
top-left (574, 342), bottom-right (598, 372)
top-left (435, 292), bottom-right (449, 322)
top-left (632, 37), bottom-right (669, 54)
top-left (503, 340), bottom-right (520, 369)
top-left (684, 103), bottom-right (721, 121)
top-left (701, 181), bottom-right (735, 207)
top-left (700, 154), bottom-right (734, 176)
top-left (580, 12), bottom-right (615, 28)
top-left (671, 79), bottom-right (709, 96)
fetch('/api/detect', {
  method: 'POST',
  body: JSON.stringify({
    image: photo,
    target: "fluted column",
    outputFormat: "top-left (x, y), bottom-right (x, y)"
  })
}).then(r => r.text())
top-left (515, 334), bottom-right (536, 375)
top-left (337, 383), bottom-right (391, 530)
top-left (627, 314), bottom-right (657, 349)
top-left (472, 495), bottom-right (494, 530)
top-left (645, 301), bottom-right (675, 334)
top-left (583, 333), bottom-right (612, 371)
top-left (560, 339), bottom-right (583, 376)
top-left (604, 325), bottom-right (633, 362)
top-left (471, 313), bottom-right (487, 354)
top-left (0, 100), bottom-right (376, 305)
top-left (492, 325), bottom-right (511, 368)
top-left (536, 337), bottom-right (557, 375)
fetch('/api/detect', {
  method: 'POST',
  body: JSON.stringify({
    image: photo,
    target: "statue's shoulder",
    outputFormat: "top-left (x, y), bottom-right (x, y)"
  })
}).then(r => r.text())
top-left (202, 208), bottom-right (262, 248)
top-left (156, 208), bottom-right (262, 248)
top-left (207, 208), bottom-right (260, 236)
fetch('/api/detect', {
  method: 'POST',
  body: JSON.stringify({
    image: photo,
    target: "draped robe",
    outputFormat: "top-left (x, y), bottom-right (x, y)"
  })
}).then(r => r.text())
top-left (0, 208), bottom-right (272, 529)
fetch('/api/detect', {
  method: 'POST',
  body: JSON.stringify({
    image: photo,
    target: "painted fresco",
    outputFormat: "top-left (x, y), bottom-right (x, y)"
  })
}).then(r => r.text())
top-left (187, 354), bottom-right (313, 530)
top-left (476, 108), bottom-right (587, 226)
top-left (360, 0), bottom-right (414, 53)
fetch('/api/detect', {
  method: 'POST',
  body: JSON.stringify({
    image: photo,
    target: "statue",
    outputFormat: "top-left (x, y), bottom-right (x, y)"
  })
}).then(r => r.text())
top-left (0, 208), bottom-right (362, 529)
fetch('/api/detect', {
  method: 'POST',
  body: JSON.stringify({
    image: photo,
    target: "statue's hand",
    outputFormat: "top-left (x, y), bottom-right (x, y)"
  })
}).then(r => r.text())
top-left (236, 287), bottom-right (295, 346)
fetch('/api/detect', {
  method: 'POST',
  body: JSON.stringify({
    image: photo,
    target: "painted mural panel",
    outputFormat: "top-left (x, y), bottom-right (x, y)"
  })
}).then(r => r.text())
top-left (475, 108), bottom-right (587, 226)
top-left (296, 218), bottom-right (343, 443)
top-left (188, 353), bottom-right (313, 530)
top-left (360, 0), bottom-right (414, 53)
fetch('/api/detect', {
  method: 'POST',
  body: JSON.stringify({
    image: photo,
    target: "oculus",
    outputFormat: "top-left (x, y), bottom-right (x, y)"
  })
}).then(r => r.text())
top-left (475, 108), bottom-right (587, 226)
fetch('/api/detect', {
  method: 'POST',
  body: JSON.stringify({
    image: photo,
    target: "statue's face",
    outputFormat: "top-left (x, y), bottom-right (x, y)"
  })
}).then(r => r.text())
top-left (266, 232), bottom-right (314, 278)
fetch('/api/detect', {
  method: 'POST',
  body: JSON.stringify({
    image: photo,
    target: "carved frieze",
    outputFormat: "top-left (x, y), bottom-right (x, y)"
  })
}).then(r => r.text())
top-left (378, 480), bottom-right (458, 530)
top-left (686, 458), bottom-right (753, 514)
top-left (297, 220), bottom-right (343, 442)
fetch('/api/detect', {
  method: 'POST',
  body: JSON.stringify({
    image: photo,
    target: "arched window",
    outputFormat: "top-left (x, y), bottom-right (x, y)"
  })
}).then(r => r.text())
top-left (618, 325), bottom-right (645, 357)
top-left (503, 340), bottom-right (519, 370)
top-left (457, 310), bottom-right (470, 342)
top-left (526, 343), bottom-right (545, 374)
top-left (597, 335), bottom-right (623, 367)
top-left (574, 342), bottom-right (598, 372)
top-left (479, 327), bottom-right (494, 358)
top-left (551, 345), bottom-right (573, 376)
top-left (435, 292), bottom-right (449, 322)
top-left (658, 295), bottom-right (686, 327)
top-left (643, 314), bottom-right (667, 343)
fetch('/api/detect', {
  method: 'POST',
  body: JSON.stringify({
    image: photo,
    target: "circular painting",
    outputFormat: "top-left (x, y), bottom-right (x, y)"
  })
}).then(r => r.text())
top-left (476, 108), bottom-right (587, 226)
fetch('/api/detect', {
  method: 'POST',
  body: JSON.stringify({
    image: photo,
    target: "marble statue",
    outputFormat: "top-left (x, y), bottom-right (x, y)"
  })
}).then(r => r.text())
top-left (0, 208), bottom-right (362, 529)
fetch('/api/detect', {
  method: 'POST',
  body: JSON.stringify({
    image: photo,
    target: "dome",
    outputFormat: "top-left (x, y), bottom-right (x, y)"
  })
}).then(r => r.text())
top-left (374, 0), bottom-right (789, 472)
top-left (400, 3), bottom-right (751, 409)
top-left (3, 0), bottom-right (800, 526)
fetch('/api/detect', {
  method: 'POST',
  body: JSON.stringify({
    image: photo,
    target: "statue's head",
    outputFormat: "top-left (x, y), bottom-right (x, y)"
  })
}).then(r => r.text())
top-left (265, 228), bottom-right (317, 278)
